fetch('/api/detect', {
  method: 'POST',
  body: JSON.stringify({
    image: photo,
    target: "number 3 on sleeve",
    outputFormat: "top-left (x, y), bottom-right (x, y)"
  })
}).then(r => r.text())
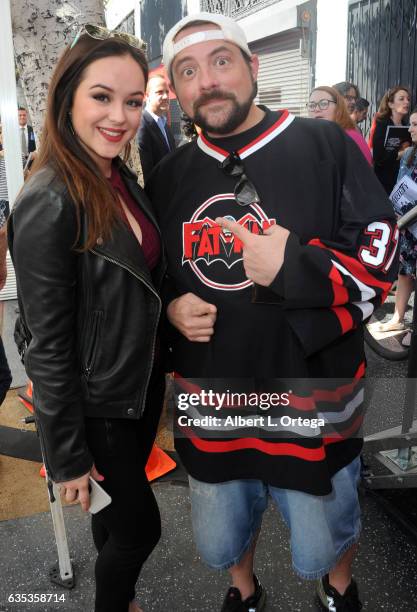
top-left (359, 221), bottom-right (399, 273)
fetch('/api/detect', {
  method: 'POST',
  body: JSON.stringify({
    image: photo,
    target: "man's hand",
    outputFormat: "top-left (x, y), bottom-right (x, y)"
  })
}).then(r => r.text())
top-left (59, 464), bottom-right (104, 512)
top-left (215, 217), bottom-right (290, 286)
top-left (167, 292), bottom-right (217, 342)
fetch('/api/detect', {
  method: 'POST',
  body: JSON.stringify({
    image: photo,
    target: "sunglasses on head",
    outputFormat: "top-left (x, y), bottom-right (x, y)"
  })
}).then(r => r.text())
top-left (220, 151), bottom-right (260, 207)
top-left (71, 24), bottom-right (147, 53)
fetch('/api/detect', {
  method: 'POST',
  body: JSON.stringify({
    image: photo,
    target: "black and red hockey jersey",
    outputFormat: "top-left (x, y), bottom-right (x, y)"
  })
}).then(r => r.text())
top-left (147, 107), bottom-right (398, 495)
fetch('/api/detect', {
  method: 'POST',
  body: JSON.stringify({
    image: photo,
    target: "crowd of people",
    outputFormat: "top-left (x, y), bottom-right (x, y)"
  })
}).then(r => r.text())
top-left (1, 10), bottom-right (415, 612)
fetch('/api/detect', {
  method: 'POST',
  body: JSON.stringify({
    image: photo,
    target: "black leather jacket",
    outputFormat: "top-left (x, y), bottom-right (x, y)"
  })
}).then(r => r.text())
top-left (8, 162), bottom-right (165, 482)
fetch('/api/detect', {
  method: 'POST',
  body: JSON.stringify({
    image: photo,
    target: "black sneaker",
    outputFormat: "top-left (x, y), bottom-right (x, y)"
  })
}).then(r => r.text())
top-left (316, 574), bottom-right (362, 611)
top-left (220, 574), bottom-right (267, 611)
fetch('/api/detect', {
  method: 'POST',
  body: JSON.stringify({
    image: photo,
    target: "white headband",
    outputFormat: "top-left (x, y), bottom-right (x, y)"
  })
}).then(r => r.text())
top-left (172, 30), bottom-right (227, 55)
top-left (163, 12), bottom-right (251, 77)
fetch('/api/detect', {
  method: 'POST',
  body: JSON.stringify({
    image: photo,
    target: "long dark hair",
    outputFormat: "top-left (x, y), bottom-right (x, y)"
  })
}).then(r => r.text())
top-left (30, 34), bottom-right (148, 250)
top-left (376, 85), bottom-right (410, 121)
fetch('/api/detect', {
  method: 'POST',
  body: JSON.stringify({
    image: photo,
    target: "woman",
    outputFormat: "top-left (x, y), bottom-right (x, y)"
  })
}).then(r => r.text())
top-left (369, 86), bottom-right (411, 193)
top-left (8, 26), bottom-right (165, 612)
top-left (376, 108), bottom-right (417, 339)
top-left (308, 86), bottom-right (372, 164)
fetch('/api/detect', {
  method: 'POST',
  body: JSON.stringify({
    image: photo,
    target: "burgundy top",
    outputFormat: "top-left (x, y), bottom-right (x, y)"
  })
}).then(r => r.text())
top-left (109, 165), bottom-right (161, 270)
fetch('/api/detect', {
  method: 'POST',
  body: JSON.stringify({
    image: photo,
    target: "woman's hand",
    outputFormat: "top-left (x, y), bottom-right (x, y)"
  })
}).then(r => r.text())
top-left (59, 464), bottom-right (104, 512)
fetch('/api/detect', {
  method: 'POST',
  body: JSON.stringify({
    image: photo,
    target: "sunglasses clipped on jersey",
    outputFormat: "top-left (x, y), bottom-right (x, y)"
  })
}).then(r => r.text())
top-left (71, 23), bottom-right (147, 54)
top-left (220, 151), bottom-right (260, 207)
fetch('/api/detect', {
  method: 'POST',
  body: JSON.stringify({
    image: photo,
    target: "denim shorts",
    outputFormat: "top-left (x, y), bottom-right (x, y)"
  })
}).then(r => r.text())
top-left (188, 457), bottom-right (361, 579)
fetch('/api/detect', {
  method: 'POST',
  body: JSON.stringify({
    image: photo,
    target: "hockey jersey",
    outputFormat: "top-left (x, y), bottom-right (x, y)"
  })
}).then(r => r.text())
top-left (147, 107), bottom-right (398, 494)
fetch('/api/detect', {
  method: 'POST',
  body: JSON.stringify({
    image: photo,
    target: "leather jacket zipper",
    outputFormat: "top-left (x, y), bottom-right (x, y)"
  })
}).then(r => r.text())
top-left (90, 249), bottom-right (162, 415)
top-left (84, 310), bottom-right (103, 379)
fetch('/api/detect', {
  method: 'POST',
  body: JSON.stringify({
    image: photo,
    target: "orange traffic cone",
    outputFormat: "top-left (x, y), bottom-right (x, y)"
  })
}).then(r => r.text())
top-left (39, 445), bottom-right (176, 481)
top-left (18, 380), bottom-right (34, 413)
top-left (19, 380), bottom-right (175, 482)
top-left (145, 444), bottom-right (176, 482)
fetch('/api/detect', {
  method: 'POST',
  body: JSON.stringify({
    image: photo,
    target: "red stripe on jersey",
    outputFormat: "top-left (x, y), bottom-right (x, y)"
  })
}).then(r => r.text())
top-left (323, 413), bottom-right (364, 445)
top-left (308, 238), bottom-right (392, 290)
top-left (332, 306), bottom-right (354, 334)
top-left (181, 426), bottom-right (326, 460)
top-left (199, 133), bottom-right (230, 157)
top-left (291, 374), bottom-right (364, 408)
top-left (380, 289), bottom-right (389, 303)
top-left (238, 110), bottom-right (290, 155)
top-left (329, 264), bottom-right (349, 305)
top-left (174, 362), bottom-right (365, 412)
top-left (199, 110), bottom-right (290, 158)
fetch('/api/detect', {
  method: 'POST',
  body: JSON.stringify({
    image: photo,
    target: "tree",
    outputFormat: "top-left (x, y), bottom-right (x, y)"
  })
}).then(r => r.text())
top-left (11, 0), bottom-right (105, 137)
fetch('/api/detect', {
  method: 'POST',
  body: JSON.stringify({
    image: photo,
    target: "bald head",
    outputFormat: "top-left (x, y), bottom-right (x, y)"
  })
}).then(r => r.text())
top-left (145, 75), bottom-right (170, 116)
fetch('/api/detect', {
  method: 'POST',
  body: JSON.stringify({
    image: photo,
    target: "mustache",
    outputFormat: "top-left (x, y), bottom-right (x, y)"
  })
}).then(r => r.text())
top-left (193, 90), bottom-right (236, 112)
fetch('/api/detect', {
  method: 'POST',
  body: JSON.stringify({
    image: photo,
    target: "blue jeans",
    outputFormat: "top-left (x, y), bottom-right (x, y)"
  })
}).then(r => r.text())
top-left (189, 457), bottom-right (361, 579)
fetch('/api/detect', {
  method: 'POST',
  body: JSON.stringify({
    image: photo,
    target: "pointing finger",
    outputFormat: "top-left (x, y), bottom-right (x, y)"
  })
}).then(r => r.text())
top-left (215, 217), bottom-right (253, 244)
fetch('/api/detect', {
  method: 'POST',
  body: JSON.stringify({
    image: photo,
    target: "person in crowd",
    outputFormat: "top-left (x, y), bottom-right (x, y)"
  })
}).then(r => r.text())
top-left (333, 81), bottom-right (360, 114)
top-left (376, 108), bottom-right (417, 339)
top-left (308, 86), bottom-right (372, 164)
top-left (147, 12), bottom-right (398, 612)
top-left (0, 127), bottom-right (12, 405)
top-left (18, 107), bottom-right (36, 160)
top-left (138, 73), bottom-right (176, 183)
top-left (8, 26), bottom-right (165, 612)
top-left (0, 124), bottom-right (26, 223)
top-left (351, 98), bottom-right (370, 129)
top-left (0, 124), bottom-right (10, 221)
top-left (369, 86), bottom-right (411, 193)
top-left (179, 112), bottom-right (199, 144)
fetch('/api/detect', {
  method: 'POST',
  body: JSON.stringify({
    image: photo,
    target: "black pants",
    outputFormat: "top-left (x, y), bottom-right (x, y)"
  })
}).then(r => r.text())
top-left (0, 336), bottom-right (12, 405)
top-left (85, 380), bottom-right (164, 612)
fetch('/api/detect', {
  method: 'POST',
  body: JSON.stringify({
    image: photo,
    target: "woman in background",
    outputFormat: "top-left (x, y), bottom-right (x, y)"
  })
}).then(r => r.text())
top-left (376, 108), bottom-right (417, 339)
top-left (8, 26), bottom-right (165, 612)
top-left (308, 86), bottom-right (372, 164)
top-left (369, 86), bottom-right (411, 193)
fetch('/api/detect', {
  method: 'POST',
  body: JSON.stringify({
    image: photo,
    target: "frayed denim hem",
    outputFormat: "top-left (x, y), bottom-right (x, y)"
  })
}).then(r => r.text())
top-left (200, 526), bottom-right (261, 571)
top-left (292, 529), bottom-right (361, 581)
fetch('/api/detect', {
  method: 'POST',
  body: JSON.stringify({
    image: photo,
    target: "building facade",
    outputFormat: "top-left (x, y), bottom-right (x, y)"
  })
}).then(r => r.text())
top-left (347, 0), bottom-right (417, 134)
top-left (106, 0), bottom-right (320, 141)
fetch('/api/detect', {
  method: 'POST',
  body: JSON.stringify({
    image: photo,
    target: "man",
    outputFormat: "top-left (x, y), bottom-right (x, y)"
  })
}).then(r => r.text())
top-left (18, 107), bottom-right (36, 159)
top-left (333, 81), bottom-right (360, 114)
top-left (351, 98), bottom-right (370, 129)
top-left (147, 13), bottom-right (398, 612)
top-left (137, 74), bottom-right (176, 183)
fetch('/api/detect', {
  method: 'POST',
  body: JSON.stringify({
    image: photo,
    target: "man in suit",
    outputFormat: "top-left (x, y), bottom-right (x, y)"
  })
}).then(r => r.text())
top-left (138, 74), bottom-right (176, 183)
top-left (18, 107), bottom-right (36, 160)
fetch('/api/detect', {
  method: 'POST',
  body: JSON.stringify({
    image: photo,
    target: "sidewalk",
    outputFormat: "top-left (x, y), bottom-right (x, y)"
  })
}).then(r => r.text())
top-left (1, 300), bottom-right (417, 611)
top-left (1, 479), bottom-right (417, 611)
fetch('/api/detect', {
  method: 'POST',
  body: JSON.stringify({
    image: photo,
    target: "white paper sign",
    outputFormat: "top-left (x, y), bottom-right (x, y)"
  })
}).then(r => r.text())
top-left (390, 175), bottom-right (417, 238)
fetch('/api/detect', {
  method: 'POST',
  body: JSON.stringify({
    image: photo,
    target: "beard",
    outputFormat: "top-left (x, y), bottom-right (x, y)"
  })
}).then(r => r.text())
top-left (192, 79), bottom-right (258, 135)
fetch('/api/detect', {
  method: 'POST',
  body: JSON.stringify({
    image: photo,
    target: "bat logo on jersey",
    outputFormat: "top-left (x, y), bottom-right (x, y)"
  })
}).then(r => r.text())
top-left (182, 193), bottom-right (276, 291)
